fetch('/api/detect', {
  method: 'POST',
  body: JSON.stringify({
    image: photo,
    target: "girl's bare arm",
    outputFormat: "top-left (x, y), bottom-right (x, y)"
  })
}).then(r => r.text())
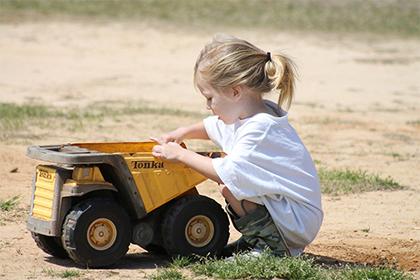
top-left (152, 121), bottom-right (209, 144)
top-left (178, 121), bottom-right (210, 141)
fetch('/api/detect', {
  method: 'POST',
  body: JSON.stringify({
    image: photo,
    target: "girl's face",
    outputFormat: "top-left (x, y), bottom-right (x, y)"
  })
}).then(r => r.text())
top-left (197, 79), bottom-right (241, 124)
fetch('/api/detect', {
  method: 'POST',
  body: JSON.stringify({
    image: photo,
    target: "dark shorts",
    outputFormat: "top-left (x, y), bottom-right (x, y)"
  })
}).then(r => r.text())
top-left (226, 203), bottom-right (290, 256)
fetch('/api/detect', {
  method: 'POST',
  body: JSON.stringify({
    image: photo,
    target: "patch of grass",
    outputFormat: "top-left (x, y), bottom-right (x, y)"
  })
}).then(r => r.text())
top-left (0, 196), bottom-right (20, 211)
top-left (60, 270), bottom-right (81, 278)
top-left (390, 152), bottom-right (403, 159)
top-left (149, 268), bottom-right (186, 280)
top-left (354, 57), bottom-right (418, 65)
top-left (148, 256), bottom-right (193, 280)
top-left (184, 252), bottom-right (412, 280)
top-left (0, 103), bottom-right (53, 119)
top-left (406, 120), bottom-right (420, 127)
top-left (170, 256), bottom-right (193, 268)
top-left (0, 103), bottom-right (56, 130)
top-left (0, 102), bottom-right (203, 141)
top-left (1, 0), bottom-right (420, 38)
top-left (319, 168), bottom-right (404, 196)
top-left (192, 253), bottom-right (325, 279)
top-left (104, 104), bottom-right (204, 119)
top-left (42, 269), bottom-right (81, 278)
top-left (361, 227), bottom-right (370, 233)
top-left (339, 266), bottom-right (413, 280)
top-left (0, 103), bottom-right (100, 131)
top-left (382, 132), bottom-right (413, 144)
top-left (0, 102), bottom-right (202, 123)
top-left (385, 152), bottom-right (413, 161)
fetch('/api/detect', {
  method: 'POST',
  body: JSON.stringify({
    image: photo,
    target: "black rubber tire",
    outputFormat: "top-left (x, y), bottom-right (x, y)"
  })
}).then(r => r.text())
top-left (31, 232), bottom-right (68, 259)
top-left (143, 244), bottom-right (167, 255)
top-left (162, 195), bottom-right (229, 257)
top-left (61, 198), bottom-right (131, 268)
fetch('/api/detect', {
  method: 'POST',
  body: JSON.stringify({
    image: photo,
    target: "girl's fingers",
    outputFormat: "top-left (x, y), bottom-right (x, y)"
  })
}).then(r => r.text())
top-left (150, 136), bottom-right (163, 144)
top-left (152, 144), bottom-right (162, 156)
top-left (150, 136), bottom-right (175, 144)
top-left (152, 151), bottom-right (162, 158)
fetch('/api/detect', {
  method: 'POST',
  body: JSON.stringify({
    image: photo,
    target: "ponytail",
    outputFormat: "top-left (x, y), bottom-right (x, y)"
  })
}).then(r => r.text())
top-left (265, 53), bottom-right (296, 110)
top-left (195, 34), bottom-right (297, 110)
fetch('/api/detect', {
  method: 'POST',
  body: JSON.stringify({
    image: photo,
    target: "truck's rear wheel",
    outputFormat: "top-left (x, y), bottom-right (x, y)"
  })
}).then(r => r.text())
top-left (162, 195), bottom-right (229, 257)
top-left (31, 232), bottom-right (68, 258)
top-left (62, 198), bottom-right (131, 268)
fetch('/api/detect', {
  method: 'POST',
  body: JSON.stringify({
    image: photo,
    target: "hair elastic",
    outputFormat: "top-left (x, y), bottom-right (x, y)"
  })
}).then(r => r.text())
top-left (266, 52), bottom-right (271, 61)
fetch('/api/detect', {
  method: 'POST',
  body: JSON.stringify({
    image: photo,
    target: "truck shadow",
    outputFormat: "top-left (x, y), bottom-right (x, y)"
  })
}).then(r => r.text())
top-left (45, 252), bottom-right (362, 270)
top-left (118, 252), bottom-right (171, 269)
top-left (119, 252), bottom-right (363, 270)
top-left (45, 252), bottom-right (170, 269)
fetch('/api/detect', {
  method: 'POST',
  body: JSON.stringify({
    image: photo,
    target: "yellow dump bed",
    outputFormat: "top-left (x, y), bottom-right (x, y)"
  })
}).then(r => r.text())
top-left (73, 142), bottom-right (207, 213)
top-left (27, 142), bottom-right (219, 218)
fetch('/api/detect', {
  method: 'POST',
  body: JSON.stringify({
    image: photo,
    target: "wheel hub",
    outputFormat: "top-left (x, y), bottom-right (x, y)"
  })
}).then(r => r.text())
top-left (185, 215), bottom-right (214, 247)
top-left (87, 218), bottom-right (117, 251)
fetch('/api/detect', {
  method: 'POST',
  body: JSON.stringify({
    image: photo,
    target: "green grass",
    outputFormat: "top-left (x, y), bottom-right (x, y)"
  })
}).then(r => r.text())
top-left (361, 227), bottom-right (370, 233)
top-left (149, 268), bottom-right (187, 280)
top-left (1, 0), bottom-right (420, 37)
top-left (0, 196), bottom-right (20, 211)
top-left (42, 268), bottom-right (81, 278)
top-left (149, 256), bottom-right (192, 280)
top-left (339, 266), bottom-right (413, 280)
top-left (60, 270), bottom-right (81, 278)
top-left (319, 168), bottom-right (404, 196)
top-left (0, 102), bottom-right (203, 140)
top-left (406, 120), bottom-right (420, 127)
top-left (0, 103), bottom-right (99, 130)
top-left (192, 254), bottom-right (325, 279)
top-left (0, 102), bottom-right (201, 121)
top-left (171, 256), bottom-right (193, 268)
top-left (150, 252), bottom-right (413, 280)
top-left (106, 104), bottom-right (203, 119)
top-left (0, 103), bottom-right (56, 130)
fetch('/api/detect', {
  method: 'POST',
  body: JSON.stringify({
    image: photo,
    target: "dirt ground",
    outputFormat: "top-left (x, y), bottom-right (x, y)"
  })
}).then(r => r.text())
top-left (0, 21), bottom-right (419, 279)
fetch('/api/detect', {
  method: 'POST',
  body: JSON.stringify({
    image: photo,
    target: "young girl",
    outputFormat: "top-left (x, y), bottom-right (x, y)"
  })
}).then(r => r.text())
top-left (151, 34), bottom-right (323, 257)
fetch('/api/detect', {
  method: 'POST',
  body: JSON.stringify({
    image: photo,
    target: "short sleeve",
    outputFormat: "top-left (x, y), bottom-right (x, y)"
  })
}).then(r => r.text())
top-left (203, 116), bottom-right (224, 149)
top-left (211, 120), bottom-right (270, 200)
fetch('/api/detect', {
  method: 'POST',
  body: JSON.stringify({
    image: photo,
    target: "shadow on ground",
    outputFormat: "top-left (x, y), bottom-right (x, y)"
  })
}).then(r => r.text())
top-left (304, 252), bottom-right (361, 269)
top-left (45, 252), bottom-right (170, 269)
top-left (44, 251), bottom-right (366, 271)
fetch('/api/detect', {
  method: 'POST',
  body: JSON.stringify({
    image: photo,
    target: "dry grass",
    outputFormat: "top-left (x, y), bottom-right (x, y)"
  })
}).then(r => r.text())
top-left (1, 0), bottom-right (419, 37)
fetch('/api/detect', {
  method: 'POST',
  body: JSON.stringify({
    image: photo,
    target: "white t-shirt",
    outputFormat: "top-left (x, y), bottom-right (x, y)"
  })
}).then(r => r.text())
top-left (203, 100), bottom-right (323, 256)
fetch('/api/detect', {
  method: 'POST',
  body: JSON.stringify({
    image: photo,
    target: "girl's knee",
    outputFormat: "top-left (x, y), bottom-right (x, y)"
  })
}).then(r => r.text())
top-left (220, 186), bottom-right (234, 200)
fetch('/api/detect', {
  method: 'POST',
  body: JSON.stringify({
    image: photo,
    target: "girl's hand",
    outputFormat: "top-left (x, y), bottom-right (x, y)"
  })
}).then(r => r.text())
top-left (152, 142), bottom-right (185, 162)
top-left (150, 127), bottom-right (186, 144)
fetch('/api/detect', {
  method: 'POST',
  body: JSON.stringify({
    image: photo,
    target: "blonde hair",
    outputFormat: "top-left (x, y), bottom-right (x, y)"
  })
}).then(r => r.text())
top-left (194, 34), bottom-right (297, 110)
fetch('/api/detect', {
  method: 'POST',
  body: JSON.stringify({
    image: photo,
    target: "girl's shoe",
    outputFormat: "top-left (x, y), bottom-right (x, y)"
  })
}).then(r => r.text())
top-left (221, 237), bottom-right (252, 257)
top-left (224, 248), bottom-right (263, 262)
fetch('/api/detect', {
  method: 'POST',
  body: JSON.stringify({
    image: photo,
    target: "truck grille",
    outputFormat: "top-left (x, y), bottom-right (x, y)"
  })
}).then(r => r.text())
top-left (32, 166), bottom-right (56, 221)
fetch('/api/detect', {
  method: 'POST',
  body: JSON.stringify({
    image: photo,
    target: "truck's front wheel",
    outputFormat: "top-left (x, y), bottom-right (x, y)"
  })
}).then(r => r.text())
top-left (62, 198), bottom-right (131, 268)
top-left (31, 232), bottom-right (68, 258)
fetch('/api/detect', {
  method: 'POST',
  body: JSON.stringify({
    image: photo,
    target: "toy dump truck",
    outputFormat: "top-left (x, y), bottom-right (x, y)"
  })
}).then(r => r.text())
top-left (26, 142), bottom-right (229, 267)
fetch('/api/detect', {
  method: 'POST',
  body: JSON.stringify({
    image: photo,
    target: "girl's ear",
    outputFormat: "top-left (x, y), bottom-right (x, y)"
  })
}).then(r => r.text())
top-left (232, 85), bottom-right (242, 99)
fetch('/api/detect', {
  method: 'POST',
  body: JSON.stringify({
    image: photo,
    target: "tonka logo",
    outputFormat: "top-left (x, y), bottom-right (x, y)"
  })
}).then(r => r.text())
top-left (38, 170), bottom-right (52, 180)
top-left (132, 161), bottom-right (164, 169)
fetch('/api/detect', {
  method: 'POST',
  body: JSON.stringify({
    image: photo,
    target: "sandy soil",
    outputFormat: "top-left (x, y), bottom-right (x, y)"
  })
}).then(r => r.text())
top-left (0, 21), bottom-right (419, 279)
